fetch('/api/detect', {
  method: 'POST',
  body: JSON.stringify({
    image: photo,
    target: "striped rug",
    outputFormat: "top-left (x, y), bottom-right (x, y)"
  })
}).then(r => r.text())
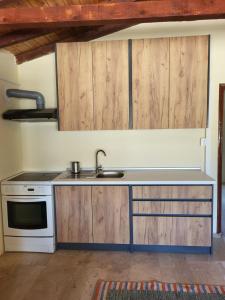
top-left (92, 280), bottom-right (225, 300)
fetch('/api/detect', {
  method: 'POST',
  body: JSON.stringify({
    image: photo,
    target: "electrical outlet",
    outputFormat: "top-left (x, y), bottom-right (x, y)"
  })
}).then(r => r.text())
top-left (200, 138), bottom-right (206, 146)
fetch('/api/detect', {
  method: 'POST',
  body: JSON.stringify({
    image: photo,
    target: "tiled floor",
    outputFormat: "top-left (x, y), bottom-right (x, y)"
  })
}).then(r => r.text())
top-left (0, 238), bottom-right (225, 300)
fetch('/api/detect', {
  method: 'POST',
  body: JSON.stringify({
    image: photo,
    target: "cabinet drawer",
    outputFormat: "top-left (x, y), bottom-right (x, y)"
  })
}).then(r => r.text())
top-left (133, 201), bottom-right (211, 215)
top-left (133, 216), bottom-right (211, 246)
top-left (132, 186), bottom-right (212, 199)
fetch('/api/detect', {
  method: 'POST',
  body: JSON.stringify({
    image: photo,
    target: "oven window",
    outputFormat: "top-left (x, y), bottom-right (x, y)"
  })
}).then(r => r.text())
top-left (7, 201), bottom-right (47, 229)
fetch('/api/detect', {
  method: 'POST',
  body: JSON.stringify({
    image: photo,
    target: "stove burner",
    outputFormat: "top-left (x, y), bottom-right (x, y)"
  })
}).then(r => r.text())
top-left (9, 172), bottom-right (60, 182)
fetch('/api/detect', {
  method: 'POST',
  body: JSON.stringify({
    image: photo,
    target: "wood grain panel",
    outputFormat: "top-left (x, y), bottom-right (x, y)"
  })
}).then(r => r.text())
top-left (133, 201), bottom-right (211, 215)
top-left (171, 217), bottom-right (211, 247)
top-left (169, 35), bottom-right (209, 128)
top-left (133, 216), bottom-right (211, 246)
top-left (56, 42), bottom-right (94, 131)
top-left (132, 185), bottom-right (212, 199)
top-left (133, 216), bottom-right (172, 245)
top-left (92, 40), bottom-right (129, 130)
top-left (55, 186), bottom-right (93, 243)
top-left (92, 186), bottom-right (129, 244)
top-left (132, 38), bottom-right (169, 129)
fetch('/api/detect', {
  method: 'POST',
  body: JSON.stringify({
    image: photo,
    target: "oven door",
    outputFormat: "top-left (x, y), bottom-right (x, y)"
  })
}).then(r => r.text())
top-left (2, 196), bottom-right (54, 237)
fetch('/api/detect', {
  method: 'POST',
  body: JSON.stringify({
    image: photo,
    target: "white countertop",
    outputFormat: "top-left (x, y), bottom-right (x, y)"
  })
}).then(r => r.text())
top-left (53, 169), bottom-right (215, 185)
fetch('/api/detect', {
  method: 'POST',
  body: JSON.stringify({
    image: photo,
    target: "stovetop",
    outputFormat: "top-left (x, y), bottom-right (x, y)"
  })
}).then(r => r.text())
top-left (9, 172), bottom-right (60, 182)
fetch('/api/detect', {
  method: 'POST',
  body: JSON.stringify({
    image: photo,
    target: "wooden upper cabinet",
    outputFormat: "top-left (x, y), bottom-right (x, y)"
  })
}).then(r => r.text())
top-left (56, 43), bottom-right (94, 131)
top-left (56, 40), bottom-right (129, 131)
top-left (132, 38), bottom-right (170, 129)
top-left (56, 35), bottom-right (209, 131)
top-left (169, 35), bottom-right (209, 128)
top-left (92, 41), bottom-right (129, 130)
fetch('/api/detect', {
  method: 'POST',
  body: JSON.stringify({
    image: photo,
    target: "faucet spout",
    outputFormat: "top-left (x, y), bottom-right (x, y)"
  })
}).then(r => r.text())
top-left (95, 149), bottom-right (107, 174)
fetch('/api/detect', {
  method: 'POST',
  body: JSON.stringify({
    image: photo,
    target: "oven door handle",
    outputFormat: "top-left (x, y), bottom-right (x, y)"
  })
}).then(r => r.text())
top-left (3, 197), bottom-right (47, 202)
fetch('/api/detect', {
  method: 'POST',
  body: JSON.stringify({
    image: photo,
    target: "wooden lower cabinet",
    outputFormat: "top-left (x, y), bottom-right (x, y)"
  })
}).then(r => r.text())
top-left (133, 216), bottom-right (211, 247)
top-left (132, 185), bottom-right (212, 199)
top-left (55, 186), bottom-right (93, 243)
top-left (55, 186), bottom-right (129, 244)
top-left (55, 184), bottom-right (212, 252)
top-left (133, 201), bottom-right (211, 215)
top-left (92, 186), bottom-right (129, 244)
top-left (132, 185), bottom-right (212, 250)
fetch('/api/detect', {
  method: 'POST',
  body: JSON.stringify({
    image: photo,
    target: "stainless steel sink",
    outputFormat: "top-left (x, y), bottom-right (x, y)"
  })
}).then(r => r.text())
top-left (64, 170), bottom-right (124, 179)
top-left (96, 171), bottom-right (124, 178)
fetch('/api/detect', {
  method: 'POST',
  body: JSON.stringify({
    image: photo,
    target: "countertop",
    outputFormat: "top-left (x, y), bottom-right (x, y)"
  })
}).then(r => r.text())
top-left (53, 169), bottom-right (215, 185)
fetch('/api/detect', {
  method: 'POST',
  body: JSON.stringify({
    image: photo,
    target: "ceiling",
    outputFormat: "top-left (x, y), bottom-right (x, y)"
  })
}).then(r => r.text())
top-left (0, 0), bottom-right (225, 64)
top-left (0, 0), bottom-right (137, 64)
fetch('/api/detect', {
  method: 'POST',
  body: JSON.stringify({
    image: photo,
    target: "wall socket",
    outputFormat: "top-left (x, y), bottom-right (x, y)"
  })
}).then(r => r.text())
top-left (200, 138), bottom-right (206, 146)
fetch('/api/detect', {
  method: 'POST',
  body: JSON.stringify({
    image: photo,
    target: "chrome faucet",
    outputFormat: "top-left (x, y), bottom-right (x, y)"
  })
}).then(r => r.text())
top-left (95, 149), bottom-right (106, 174)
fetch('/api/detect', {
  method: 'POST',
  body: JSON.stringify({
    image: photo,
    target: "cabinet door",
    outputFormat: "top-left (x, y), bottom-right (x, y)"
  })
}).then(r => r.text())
top-left (132, 185), bottom-right (212, 199)
top-left (169, 35), bottom-right (209, 128)
top-left (92, 186), bottom-right (129, 244)
top-left (132, 38), bottom-right (169, 129)
top-left (55, 186), bottom-right (93, 243)
top-left (133, 216), bottom-right (211, 247)
top-left (56, 40), bottom-right (129, 131)
top-left (92, 40), bottom-right (129, 130)
top-left (56, 43), bottom-right (94, 131)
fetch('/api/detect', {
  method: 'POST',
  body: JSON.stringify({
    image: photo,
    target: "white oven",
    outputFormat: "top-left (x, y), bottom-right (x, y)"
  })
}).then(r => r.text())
top-left (2, 195), bottom-right (54, 237)
top-left (1, 181), bottom-right (56, 253)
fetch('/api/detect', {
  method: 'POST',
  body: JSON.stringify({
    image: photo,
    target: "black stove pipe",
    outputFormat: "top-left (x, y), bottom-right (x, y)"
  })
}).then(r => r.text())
top-left (6, 89), bottom-right (45, 110)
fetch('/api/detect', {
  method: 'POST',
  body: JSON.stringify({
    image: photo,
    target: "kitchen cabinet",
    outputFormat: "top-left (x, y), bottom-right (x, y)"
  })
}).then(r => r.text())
top-left (55, 183), bottom-right (213, 253)
top-left (55, 186), bottom-right (129, 244)
top-left (92, 186), bottom-right (129, 244)
top-left (132, 35), bottom-right (209, 129)
top-left (132, 38), bottom-right (170, 129)
top-left (133, 216), bottom-right (211, 246)
top-left (132, 185), bottom-right (212, 248)
top-left (169, 36), bottom-right (209, 128)
top-left (56, 41), bottom-right (129, 131)
top-left (56, 35), bottom-right (209, 130)
top-left (55, 186), bottom-right (93, 243)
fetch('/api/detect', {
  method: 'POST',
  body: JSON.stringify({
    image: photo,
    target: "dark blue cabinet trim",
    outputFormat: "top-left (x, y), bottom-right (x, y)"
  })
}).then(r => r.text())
top-left (132, 198), bottom-right (212, 202)
top-left (129, 186), bottom-right (133, 247)
top-left (57, 243), bottom-right (211, 254)
top-left (131, 245), bottom-right (211, 254)
top-left (132, 213), bottom-right (212, 218)
top-left (57, 243), bottom-right (130, 251)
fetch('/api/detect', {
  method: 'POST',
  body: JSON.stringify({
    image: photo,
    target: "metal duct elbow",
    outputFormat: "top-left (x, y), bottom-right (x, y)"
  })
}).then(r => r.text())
top-left (6, 89), bottom-right (45, 110)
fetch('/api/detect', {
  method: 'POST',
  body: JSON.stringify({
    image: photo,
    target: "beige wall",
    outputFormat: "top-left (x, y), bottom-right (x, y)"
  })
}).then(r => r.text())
top-left (17, 20), bottom-right (225, 232)
top-left (0, 51), bottom-right (22, 255)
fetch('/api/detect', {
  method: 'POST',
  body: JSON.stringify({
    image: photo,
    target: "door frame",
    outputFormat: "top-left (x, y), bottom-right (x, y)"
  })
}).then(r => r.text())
top-left (217, 84), bottom-right (225, 233)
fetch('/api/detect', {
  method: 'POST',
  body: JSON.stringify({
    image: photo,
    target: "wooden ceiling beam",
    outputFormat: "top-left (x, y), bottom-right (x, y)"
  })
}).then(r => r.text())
top-left (0, 29), bottom-right (53, 48)
top-left (0, 0), bottom-right (17, 6)
top-left (0, 0), bottom-right (225, 29)
top-left (16, 23), bottom-right (132, 64)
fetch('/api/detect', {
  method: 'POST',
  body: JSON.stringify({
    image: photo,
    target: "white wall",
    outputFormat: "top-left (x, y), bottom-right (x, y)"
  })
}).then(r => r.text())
top-left (17, 20), bottom-right (225, 232)
top-left (0, 51), bottom-right (22, 255)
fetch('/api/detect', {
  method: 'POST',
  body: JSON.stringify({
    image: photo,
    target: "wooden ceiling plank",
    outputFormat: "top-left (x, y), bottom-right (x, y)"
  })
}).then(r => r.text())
top-left (0, 0), bottom-right (225, 29)
top-left (0, 0), bottom-right (17, 6)
top-left (0, 29), bottom-right (53, 48)
top-left (16, 23), bottom-right (133, 64)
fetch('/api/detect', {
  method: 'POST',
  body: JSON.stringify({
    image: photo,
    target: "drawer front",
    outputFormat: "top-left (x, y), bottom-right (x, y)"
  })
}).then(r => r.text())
top-left (133, 201), bottom-right (211, 215)
top-left (132, 185), bottom-right (212, 199)
top-left (133, 216), bottom-right (211, 246)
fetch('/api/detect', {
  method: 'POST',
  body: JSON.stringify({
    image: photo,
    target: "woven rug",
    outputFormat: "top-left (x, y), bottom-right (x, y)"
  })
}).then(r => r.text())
top-left (92, 280), bottom-right (225, 300)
